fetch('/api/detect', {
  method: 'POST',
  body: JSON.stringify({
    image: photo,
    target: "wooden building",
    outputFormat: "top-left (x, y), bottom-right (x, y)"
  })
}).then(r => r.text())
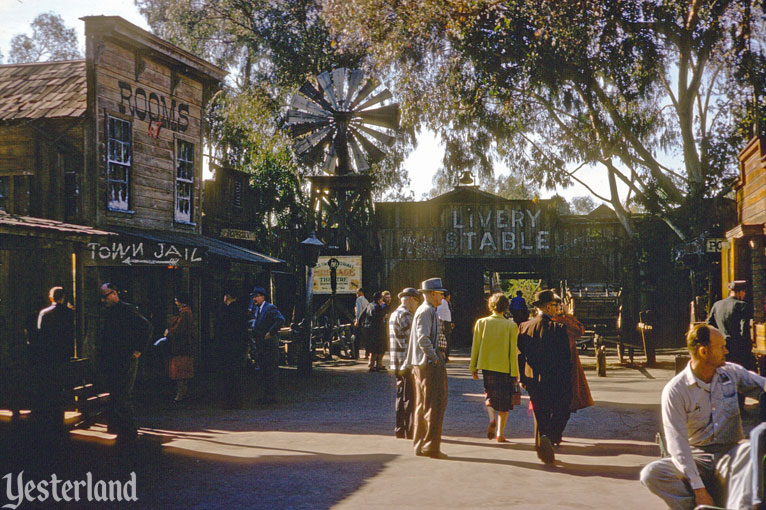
top-left (723, 136), bottom-right (766, 343)
top-left (0, 17), bottom-right (282, 375)
top-left (376, 185), bottom-right (629, 345)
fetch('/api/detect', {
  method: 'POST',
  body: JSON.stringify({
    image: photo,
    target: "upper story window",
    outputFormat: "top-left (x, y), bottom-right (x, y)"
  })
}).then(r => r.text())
top-left (0, 177), bottom-right (8, 211)
top-left (107, 116), bottom-right (131, 212)
top-left (231, 175), bottom-right (243, 213)
top-left (175, 139), bottom-right (194, 223)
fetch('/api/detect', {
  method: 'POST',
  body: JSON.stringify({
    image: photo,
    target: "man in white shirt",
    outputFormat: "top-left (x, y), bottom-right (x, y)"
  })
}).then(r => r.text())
top-left (640, 323), bottom-right (766, 509)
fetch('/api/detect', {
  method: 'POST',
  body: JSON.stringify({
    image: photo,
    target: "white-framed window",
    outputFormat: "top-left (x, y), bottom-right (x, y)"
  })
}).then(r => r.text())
top-left (175, 139), bottom-right (194, 223)
top-left (107, 115), bottom-right (131, 212)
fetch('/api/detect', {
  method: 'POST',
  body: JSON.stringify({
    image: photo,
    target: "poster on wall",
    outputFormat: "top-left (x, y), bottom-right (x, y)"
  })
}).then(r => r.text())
top-left (313, 255), bottom-right (362, 294)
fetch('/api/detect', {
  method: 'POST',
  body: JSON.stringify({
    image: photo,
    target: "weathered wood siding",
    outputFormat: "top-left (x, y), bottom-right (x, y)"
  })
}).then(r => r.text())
top-left (91, 37), bottom-right (205, 232)
top-left (739, 137), bottom-right (766, 225)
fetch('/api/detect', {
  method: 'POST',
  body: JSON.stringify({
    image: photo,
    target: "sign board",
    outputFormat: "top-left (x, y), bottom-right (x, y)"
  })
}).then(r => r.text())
top-left (313, 255), bottom-right (362, 294)
top-left (83, 239), bottom-right (206, 267)
top-left (221, 228), bottom-right (257, 241)
top-left (705, 238), bottom-right (724, 253)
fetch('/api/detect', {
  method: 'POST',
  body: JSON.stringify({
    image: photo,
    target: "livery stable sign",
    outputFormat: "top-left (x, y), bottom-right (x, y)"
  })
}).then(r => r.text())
top-left (313, 256), bottom-right (362, 295)
top-left (84, 238), bottom-right (206, 267)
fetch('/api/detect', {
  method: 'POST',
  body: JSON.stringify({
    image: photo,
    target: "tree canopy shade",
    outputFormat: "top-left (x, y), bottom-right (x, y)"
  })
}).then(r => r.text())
top-left (323, 0), bottom-right (766, 238)
top-left (8, 13), bottom-right (81, 63)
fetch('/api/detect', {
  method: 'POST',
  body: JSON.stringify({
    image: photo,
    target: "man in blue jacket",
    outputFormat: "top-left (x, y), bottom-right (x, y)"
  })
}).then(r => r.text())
top-left (251, 287), bottom-right (285, 404)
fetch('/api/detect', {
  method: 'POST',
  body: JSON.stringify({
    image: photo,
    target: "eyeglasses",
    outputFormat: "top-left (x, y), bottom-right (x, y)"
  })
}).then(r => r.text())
top-left (100, 289), bottom-right (116, 300)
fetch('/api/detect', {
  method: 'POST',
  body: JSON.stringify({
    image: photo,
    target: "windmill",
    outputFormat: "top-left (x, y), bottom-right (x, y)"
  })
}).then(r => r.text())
top-left (285, 68), bottom-right (400, 251)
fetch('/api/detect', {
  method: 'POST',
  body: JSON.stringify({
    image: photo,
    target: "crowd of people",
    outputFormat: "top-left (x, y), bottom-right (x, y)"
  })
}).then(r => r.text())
top-left (378, 279), bottom-right (593, 464)
top-left (22, 275), bottom-right (766, 508)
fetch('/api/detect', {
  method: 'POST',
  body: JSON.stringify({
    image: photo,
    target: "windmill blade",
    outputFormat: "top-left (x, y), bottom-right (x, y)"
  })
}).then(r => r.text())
top-left (322, 142), bottom-right (338, 174)
top-left (287, 120), bottom-right (330, 138)
top-left (349, 77), bottom-right (380, 109)
top-left (354, 89), bottom-right (392, 111)
top-left (287, 110), bottom-right (331, 124)
top-left (331, 68), bottom-right (347, 107)
top-left (348, 132), bottom-right (370, 172)
top-left (354, 103), bottom-right (400, 130)
top-left (351, 127), bottom-right (387, 164)
top-left (298, 81), bottom-right (333, 112)
top-left (293, 125), bottom-right (333, 155)
top-left (353, 123), bottom-right (395, 146)
top-left (290, 94), bottom-right (330, 117)
top-left (317, 71), bottom-right (340, 110)
top-left (302, 137), bottom-right (331, 165)
top-left (344, 69), bottom-right (365, 108)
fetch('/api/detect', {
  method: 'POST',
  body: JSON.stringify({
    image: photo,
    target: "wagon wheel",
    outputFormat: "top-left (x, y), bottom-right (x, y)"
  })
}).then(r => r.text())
top-left (338, 325), bottom-right (356, 359)
top-left (286, 68), bottom-right (400, 175)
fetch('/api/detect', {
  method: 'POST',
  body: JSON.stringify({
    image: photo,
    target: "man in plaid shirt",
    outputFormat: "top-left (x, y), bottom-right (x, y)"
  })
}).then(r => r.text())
top-left (389, 288), bottom-right (421, 439)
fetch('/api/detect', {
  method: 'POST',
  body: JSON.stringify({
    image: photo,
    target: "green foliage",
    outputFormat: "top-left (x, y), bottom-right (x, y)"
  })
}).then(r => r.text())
top-left (571, 196), bottom-right (597, 215)
top-left (323, 0), bottom-right (766, 239)
top-left (502, 279), bottom-right (542, 307)
top-left (8, 13), bottom-right (81, 63)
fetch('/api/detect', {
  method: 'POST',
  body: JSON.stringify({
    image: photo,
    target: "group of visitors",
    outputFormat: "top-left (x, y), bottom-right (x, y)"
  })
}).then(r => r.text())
top-left (384, 280), bottom-right (593, 464)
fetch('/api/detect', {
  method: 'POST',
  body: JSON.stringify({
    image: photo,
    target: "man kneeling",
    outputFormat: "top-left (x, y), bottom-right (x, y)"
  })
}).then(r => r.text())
top-left (641, 324), bottom-right (766, 509)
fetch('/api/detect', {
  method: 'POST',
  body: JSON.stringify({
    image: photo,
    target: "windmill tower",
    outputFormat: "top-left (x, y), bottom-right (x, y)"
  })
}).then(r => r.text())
top-left (285, 68), bottom-right (399, 253)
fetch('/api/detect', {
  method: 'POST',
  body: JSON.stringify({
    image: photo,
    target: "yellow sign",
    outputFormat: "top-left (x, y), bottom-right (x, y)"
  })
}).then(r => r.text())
top-left (221, 229), bottom-right (257, 241)
top-left (313, 255), bottom-right (362, 294)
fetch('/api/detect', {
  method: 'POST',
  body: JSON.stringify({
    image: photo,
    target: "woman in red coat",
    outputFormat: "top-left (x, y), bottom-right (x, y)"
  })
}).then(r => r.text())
top-left (552, 310), bottom-right (594, 412)
top-left (164, 293), bottom-right (194, 402)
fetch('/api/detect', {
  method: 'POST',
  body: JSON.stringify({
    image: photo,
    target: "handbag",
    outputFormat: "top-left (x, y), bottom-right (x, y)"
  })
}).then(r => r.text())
top-left (511, 379), bottom-right (522, 406)
top-left (169, 355), bottom-right (194, 380)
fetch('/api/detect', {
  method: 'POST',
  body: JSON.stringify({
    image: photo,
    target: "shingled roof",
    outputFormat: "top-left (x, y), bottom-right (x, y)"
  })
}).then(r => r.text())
top-left (0, 60), bottom-right (86, 121)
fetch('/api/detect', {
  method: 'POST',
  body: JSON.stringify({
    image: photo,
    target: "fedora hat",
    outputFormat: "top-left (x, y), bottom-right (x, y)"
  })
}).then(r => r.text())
top-left (398, 287), bottom-right (421, 300)
top-left (419, 278), bottom-right (447, 293)
top-left (532, 289), bottom-right (562, 308)
top-left (250, 286), bottom-right (266, 297)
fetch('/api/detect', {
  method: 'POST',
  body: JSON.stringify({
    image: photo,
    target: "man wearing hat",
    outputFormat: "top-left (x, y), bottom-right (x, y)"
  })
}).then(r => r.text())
top-left (405, 278), bottom-right (449, 459)
top-left (389, 287), bottom-right (421, 439)
top-left (517, 289), bottom-right (572, 464)
top-left (707, 280), bottom-right (756, 372)
top-left (251, 286), bottom-right (285, 404)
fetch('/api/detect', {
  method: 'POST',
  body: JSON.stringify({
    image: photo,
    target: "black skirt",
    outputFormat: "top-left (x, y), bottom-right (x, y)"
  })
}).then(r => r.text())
top-left (483, 370), bottom-right (514, 412)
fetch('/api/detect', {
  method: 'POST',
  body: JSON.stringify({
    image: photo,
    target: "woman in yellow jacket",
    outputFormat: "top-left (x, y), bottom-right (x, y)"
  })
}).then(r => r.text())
top-left (470, 292), bottom-right (519, 442)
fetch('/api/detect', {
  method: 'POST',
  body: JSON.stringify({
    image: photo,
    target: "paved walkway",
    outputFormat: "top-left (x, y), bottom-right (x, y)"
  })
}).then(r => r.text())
top-left (2, 352), bottom-right (734, 509)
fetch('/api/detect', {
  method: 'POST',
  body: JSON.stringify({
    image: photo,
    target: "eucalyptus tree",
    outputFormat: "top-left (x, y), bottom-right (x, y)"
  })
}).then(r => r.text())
top-left (8, 12), bottom-right (81, 63)
top-left (323, 0), bottom-right (766, 238)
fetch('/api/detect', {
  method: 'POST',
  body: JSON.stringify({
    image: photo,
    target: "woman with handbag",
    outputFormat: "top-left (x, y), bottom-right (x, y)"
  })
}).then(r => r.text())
top-left (165, 293), bottom-right (194, 402)
top-left (469, 292), bottom-right (519, 443)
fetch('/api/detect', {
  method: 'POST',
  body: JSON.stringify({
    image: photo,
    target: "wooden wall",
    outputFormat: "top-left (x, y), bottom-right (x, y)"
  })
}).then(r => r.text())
top-left (89, 36), bottom-right (205, 233)
top-left (739, 136), bottom-right (766, 225)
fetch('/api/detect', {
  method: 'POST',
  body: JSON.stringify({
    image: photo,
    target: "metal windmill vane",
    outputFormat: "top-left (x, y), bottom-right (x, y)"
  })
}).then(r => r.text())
top-left (286, 68), bottom-right (400, 175)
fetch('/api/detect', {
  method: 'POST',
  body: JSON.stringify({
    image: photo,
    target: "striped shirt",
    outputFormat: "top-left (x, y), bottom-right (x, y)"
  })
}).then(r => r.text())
top-left (389, 304), bottom-right (413, 370)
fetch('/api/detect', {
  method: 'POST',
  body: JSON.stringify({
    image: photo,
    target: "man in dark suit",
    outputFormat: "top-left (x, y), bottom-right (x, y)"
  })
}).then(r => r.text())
top-left (34, 286), bottom-right (75, 438)
top-left (96, 283), bottom-right (151, 443)
top-left (707, 280), bottom-right (755, 370)
top-left (251, 287), bottom-right (285, 404)
top-left (216, 285), bottom-right (250, 409)
top-left (517, 289), bottom-right (572, 464)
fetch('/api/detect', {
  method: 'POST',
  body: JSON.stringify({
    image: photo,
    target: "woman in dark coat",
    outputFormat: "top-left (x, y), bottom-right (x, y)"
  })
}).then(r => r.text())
top-left (165, 293), bottom-right (194, 402)
top-left (361, 292), bottom-right (387, 371)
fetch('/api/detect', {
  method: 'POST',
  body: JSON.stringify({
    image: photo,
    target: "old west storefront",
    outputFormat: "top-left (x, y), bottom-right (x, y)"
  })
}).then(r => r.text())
top-left (0, 17), bottom-right (281, 374)
top-left (724, 136), bottom-right (766, 352)
top-left (376, 186), bottom-right (648, 346)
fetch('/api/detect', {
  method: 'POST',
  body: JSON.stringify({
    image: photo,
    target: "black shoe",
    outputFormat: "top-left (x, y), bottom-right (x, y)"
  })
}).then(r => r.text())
top-left (537, 435), bottom-right (555, 464)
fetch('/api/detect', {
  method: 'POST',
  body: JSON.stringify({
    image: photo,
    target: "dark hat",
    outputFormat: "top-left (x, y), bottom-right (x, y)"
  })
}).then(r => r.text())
top-left (398, 287), bottom-right (421, 300)
top-left (250, 286), bottom-right (266, 297)
top-left (729, 280), bottom-right (747, 292)
top-left (419, 278), bottom-right (447, 293)
top-left (532, 289), bottom-right (562, 308)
